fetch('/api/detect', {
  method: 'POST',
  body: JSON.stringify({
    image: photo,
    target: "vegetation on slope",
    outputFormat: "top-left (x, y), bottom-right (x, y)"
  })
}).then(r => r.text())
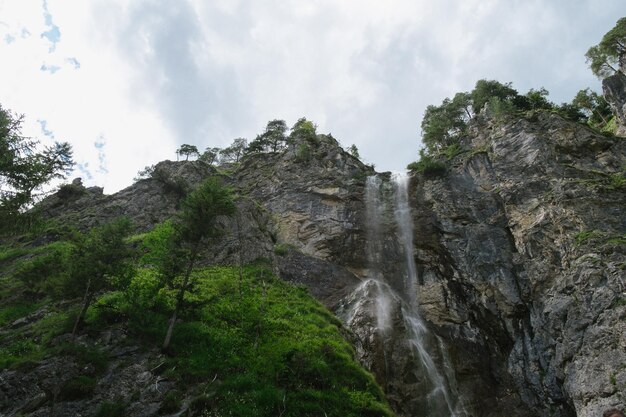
top-left (0, 174), bottom-right (393, 416)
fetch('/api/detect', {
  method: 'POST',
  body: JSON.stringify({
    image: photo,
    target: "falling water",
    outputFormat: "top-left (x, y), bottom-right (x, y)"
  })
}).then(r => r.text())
top-left (356, 173), bottom-right (464, 417)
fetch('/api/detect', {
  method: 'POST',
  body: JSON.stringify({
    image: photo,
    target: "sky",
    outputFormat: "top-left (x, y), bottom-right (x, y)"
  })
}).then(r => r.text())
top-left (0, 1), bottom-right (623, 193)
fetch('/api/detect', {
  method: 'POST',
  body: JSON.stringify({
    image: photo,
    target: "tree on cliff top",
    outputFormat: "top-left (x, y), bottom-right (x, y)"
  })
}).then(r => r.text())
top-left (586, 17), bottom-right (626, 78)
top-left (176, 144), bottom-right (200, 161)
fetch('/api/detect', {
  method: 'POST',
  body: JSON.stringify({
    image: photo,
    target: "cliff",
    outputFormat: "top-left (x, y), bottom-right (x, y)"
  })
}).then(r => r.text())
top-left (1, 111), bottom-right (624, 416)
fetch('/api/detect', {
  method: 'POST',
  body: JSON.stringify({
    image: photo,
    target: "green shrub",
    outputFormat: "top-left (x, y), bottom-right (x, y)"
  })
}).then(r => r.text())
top-left (56, 183), bottom-right (86, 200)
top-left (441, 143), bottom-right (465, 160)
top-left (407, 155), bottom-right (447, 177)
top-left (273, 243), bottom-right (291, 256)
top-left (574, 230), bottom-right (602, 246)
top-left (12, 241), bottom-right (73, 292)
top-left (94, 401), bottom-right (126, 417)
top-left (59, 375), bottom-right (96, 400)
top-left (295, 143), bottom-right (312, 163)
top-left (159, 390), bottom-right (182, 414)
top-left (56, 344), bottom-right (108, 374)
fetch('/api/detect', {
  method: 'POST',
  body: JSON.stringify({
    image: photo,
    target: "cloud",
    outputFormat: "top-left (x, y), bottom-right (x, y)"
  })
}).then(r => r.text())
top-left (0, 0), bottom-right (624, 194)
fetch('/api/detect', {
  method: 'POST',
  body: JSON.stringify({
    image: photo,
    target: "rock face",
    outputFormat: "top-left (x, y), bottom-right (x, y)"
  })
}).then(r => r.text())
top-left (603, 71), bottom-right (626, 137)
top-left (9, 113), bottom-right (625, 417)
top-left (409, 112), bottom-right (625, 416)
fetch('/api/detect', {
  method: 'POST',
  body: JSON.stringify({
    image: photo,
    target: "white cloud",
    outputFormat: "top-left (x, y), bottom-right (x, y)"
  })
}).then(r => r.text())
top-left (0, 0), bottom-right (622, 193)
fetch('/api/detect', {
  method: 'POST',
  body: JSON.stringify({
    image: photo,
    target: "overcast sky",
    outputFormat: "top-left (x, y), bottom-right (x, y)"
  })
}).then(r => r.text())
top-left (0, 1), bottom-right (623, 193)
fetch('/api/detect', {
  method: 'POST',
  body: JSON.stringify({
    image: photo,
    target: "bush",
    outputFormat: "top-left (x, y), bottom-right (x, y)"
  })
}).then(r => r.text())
top-left (295, 143), bottom-right (312, 163)
top-left (407, 154), bottom-right (447, 177)
top-left (159, 390), bottom-right (182, 414)
top-left (273, 243), bottom-right (291, 256)
top-left (56, 183), bottom-right (86, 200)
top-left (12, 242), bottom-right (72, 293)
top-left (94, 401), bottom-right (126, 417)
top-left (59, 375), bottom-right (96, 400)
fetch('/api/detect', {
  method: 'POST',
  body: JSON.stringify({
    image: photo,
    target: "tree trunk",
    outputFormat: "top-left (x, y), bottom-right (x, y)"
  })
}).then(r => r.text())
top-left (593, 108), bottom-right (609, 126)
top-left (72, 276), bottom-right (93, 340)
top-left (162, 244), bottom-right (199, 352)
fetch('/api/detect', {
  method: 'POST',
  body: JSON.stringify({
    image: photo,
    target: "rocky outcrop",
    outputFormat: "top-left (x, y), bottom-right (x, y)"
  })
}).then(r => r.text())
top-left (410, 112), bottom-right (625, 416)
top-left (603, 71), bottom-right (626, 136)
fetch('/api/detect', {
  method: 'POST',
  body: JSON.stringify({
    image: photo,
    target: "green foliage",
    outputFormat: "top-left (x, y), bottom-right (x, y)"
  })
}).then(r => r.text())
top-left (179, 178), bottom-right (236, 245)
top-left (471, 80), bottom-right (519, 114)
top-left (91, 265), bottom-right (393, 417)
top-left (55, 343), bottom-right (109, 374)
top-left (159, 390), bottom-right (182, 414)
top-left (572, 88), bottom-right (612, 128)
top-left (407, 150), bottom-right (447, 177)
top-left (295, 143), bottom-right (312, 163)
top-left (488, 96), bottom-right (518, 120)
top-left (441, 143), bottom-right (465, 160)
top-left (586, 17), bottom-right (626, 78)
top-left (59, 375), bottom-right (97, 400)
top-left (421, 97), bottom-right (467, 154)
top-left (273, 243), bottom-right (291, 256)
top-left (94, 401), bottom-right (127, 417)
top-left (348, 144), bottom-right (360, 159)
top-left (12, 241), bottom-right (73, 293)
top-left (56, 182), bottom-right (86, 200)
top-left (134, 165), bottom-right (155, 182)
top-left (247, 120), bottom-right (289, 154)
top-left (176, 144), bottom-right (200, 161)
top-left (62, 217), bottom-right (136, 299)
top-left (0, 104), bottom-right (74, 226)
top-left (521, 88), bottom-right (554, 111)
top-left (556, 102), bottom-right (588, 124)
top-left (574, 230), bottom-right (602, 246)
top-left (200, 147), bottom-right (221, 165)
top-left (0, 339), bottom-right (41, 369)
top-left (220, 138), bottom-right (248, 163)
top-left (151, 165), bottom-right (189, 198)
top-left (290, 118), bottom-right (318, 144)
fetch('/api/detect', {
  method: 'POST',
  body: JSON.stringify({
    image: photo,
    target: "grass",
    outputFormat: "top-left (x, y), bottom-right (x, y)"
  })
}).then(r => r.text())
top-left (88, 264), bottom-right (394, 417)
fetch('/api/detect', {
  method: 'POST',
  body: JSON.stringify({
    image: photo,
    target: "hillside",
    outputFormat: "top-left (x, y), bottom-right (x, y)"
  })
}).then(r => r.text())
top-left (0, 107), bottom-right (625, 417)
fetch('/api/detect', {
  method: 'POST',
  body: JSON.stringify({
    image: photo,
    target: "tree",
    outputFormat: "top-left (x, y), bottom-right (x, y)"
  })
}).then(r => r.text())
top-left (69, 217), bottom-right (135, 338)
top-left (420, 98), bottom-right (467, 153)
top-left (176, 144), bottom-right (200, 161)
top-left (289, 118), bottom-right (317, 144)
top-left (200, 147), bottom-right (221, 165)
top-left (263, 119), bottom-right (288, 152)
top-left (521, 88), bottom-right (554, 111)
top-left (348, 144), bottom-right (360, 159)
top-left (471, 79), bottom-right (519, 114)
top-left (219, 138), bottom-right (247, 163)
top-left (556, 102), bottom-right (588, 124)
top-left (162, 178), bottom-right (236, 351)
top-left (572, 88), bottom-right (612, 126)
top-left (0, 105), bottom-right (73, 218)
top-left (586, 17), bottom-right (626, 78)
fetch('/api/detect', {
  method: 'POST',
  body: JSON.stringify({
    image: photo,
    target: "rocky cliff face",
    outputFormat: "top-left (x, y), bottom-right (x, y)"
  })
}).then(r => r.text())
top-left (603, 72), bottom-right (626, 137)
top-left (409, 112), bottom-right (625, 416)
top-left (13, 113), bottom-right (625, 417)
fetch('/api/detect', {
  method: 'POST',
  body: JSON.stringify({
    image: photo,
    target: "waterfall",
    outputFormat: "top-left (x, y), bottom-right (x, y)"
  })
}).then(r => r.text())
top-left (351, 173), bottom-right (464, 417)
